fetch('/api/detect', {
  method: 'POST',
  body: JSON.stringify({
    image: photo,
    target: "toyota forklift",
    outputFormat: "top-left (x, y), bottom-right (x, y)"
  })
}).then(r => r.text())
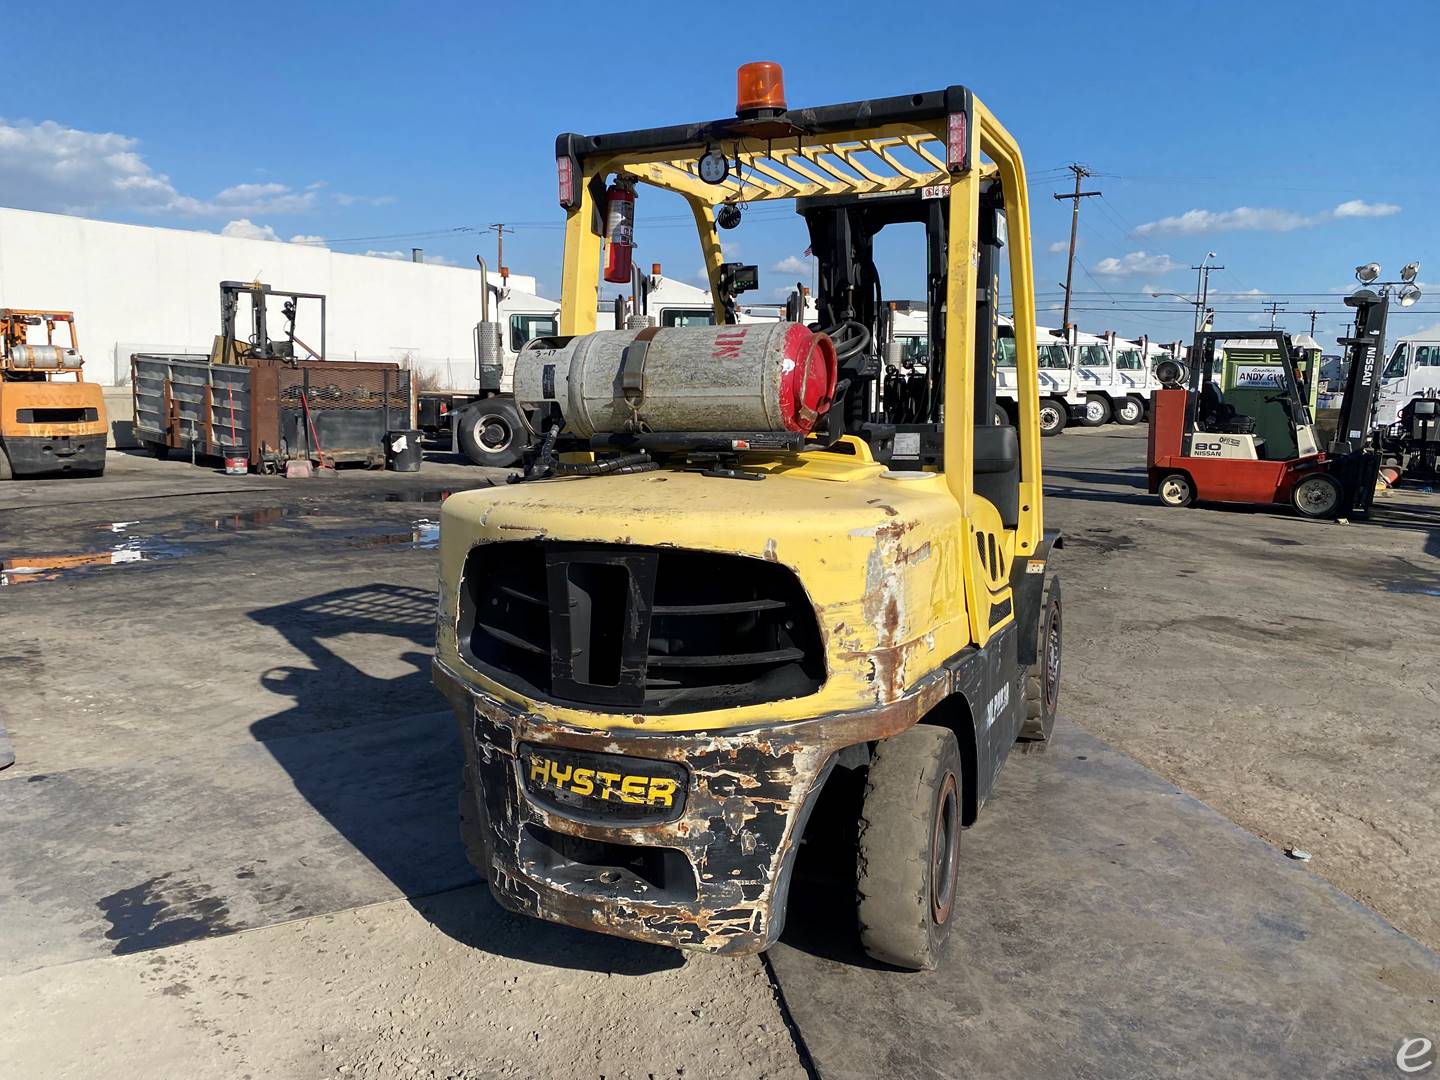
top-left (0, 309), bottom-right (108, 479)
top-left (431, 63), bottom-right (1062, 970)
top-left (1148, 288), bottom-right (1387, 518)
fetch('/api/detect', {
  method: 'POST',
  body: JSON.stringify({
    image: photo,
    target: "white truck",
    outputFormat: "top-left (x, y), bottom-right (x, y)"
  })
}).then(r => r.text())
top-left (1376, 334), bottom-right (1440, 427)
top-left (995, 321), bottom-right (1084, 435)
top-left (416, 262), bottom-right (560, 467)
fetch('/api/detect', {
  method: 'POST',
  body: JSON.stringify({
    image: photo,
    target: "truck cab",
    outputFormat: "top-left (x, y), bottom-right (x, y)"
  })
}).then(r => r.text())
top-left (1377, 336), bottom-right (1440, 427)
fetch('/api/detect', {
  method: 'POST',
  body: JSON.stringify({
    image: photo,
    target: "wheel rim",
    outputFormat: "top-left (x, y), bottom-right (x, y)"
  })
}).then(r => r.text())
top-left (1161, 476), bottom-right (1190, 505)
top-left (1044, 607), bottom-right (1061, 713)
top-left (1039, 405), bottom-right (1060, 430)
top-left (1297, 478), bottom-right (1339, 515)
top-left (1086, 401), bottom-right (1106, 423)
top-left (1121, 401), bottom-right (1140, 421)
top-left (472, 413), bottom-right (513, 454)
top-left (930, 772), bottom-right (960, 925)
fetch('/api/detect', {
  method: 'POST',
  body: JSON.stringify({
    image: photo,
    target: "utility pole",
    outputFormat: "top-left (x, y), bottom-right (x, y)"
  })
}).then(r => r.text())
top-left (1053, 164), bottom-right (1101, 333)
top-left (1190, 254), bottom-right (1223, 335)
top-left (1264, 300), bottom-right (1287, 329)
top-left (489, 223), bottom-right (507, 273)
top-left (1304, 309), bottom-right (1320, 335)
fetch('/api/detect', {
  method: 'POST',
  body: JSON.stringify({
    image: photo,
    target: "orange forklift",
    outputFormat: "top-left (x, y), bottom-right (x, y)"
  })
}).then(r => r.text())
top-left (0, 310), bottom-right (108, 479)
top-left (1148, 313), bottom-right (1383, 519)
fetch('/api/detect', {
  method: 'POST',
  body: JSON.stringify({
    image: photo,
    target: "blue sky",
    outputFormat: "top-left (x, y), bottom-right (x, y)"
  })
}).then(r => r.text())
top-left (5, 0), bottom-right (1438, 346)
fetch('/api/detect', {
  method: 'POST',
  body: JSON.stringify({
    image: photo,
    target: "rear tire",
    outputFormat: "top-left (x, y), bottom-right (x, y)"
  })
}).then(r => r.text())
top-left (458, 768), bottom-right (490, 882)
top-left (1020, 578), bottom-right (1061, 742)
top-left (1080, 394), bottom-right (1112, 427)
top-left (1038, 398), bottom-right (1067, 437)
top-left (1158, 472), bottom-right (1195, 507)
top-left (1114, 396), bottom-right (1144, 425)
top-left (457, 398), bottom-right (526, 468)
top-left (0, 444), bottom-right (11, 481)
top-left (857, 724), bottom-right (963, 971)
top-left (992, 403), bottom-right (1011, 427)
top-left (1291, 472), bottom-right (1342, 519)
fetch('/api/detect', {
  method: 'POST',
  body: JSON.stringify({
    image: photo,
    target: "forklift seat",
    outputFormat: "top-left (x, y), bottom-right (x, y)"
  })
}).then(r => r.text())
top-left (1198, 381), bottom-right (1237, 430)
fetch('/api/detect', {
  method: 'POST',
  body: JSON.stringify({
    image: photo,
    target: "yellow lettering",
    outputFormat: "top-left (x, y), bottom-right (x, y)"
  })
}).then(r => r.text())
top-left (620, 775), bottom-right (647, 804)
top-left (594, 771), bottom-right (622, 799)
top-left (646, 778), bottom-right (679, 808)
top-left (550, 763), bottom-right (573, 786)
top-left (571, 768), bottom-right (595, 796)
top-left (529, 758), bottom-right (549, 783)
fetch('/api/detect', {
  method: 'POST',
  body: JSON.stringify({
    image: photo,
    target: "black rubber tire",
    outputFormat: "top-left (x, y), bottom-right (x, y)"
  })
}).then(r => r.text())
top-left (1113, 396), bottom-right (1144, 426)
top-left (0, 444), bottom-right (11, 481)
top-left (992, 404), bottom-right (1011, 427)
top-left (1157, 472), bottom-right (1195, 508)
top-left (857, 724), bottom-right (963, 970)
top-left (1020, 577), bottom-right (1061, 742)
top-left (1038, 398), bottom-right (1067, 437)
top-left (1291, 472), bottom-right (1343, 519)
top-left (144, 440), bottom-right (170, 461)
top-left (1079, 394), bottom-right (1112, 427)
top-left (458, 768), bottom-right (490, 882)
top-left (457, 398), bottom-right (526, 468)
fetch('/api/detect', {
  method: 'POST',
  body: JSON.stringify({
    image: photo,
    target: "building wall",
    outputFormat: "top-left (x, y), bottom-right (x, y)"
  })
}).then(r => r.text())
top-left (0, 207), bottom-right (539, 388)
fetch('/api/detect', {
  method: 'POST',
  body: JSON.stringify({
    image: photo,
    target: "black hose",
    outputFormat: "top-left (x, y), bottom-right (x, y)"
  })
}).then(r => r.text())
top-left (553, 452), bottom-right (658, 476)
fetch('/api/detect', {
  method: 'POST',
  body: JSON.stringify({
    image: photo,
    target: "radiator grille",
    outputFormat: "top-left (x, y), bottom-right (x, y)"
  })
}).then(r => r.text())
top-left (459, 541), bottom-right (824, 713)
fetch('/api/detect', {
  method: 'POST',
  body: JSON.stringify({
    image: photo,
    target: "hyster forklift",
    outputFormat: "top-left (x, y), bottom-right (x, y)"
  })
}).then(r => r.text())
top-left (431, 63), bottom-right (1062, 970)
top-left (0, 309), bottom-right (108, 479)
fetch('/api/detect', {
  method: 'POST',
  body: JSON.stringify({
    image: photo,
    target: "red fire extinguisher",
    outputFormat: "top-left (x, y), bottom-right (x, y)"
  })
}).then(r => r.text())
top-left (603, 178), bottom-right (636, 284)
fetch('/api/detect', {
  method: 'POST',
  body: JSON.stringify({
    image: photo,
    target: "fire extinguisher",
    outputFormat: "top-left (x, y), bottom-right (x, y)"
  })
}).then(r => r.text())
top-left (603, 178), bottom-right (636, 284)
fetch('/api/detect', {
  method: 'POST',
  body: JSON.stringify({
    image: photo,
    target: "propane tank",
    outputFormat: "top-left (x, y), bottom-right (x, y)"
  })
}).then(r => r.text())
top-left (6, 344), bottom-right (83, 370)
top-left (514, 322), bottom-right (837, 438)
top-left (603, 179), bottom-right (636, 284)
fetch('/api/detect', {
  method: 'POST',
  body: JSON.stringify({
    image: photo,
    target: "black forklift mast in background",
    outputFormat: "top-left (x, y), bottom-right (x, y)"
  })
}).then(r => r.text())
top-left (219, 281), bottom-right (328, 365)
top-left (1331, 289), bottom-right (1389, 454)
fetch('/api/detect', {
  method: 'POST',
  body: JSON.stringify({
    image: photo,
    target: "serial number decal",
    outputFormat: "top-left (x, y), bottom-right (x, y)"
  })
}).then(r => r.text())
top-left (528, 756), bottom-right (680, 807)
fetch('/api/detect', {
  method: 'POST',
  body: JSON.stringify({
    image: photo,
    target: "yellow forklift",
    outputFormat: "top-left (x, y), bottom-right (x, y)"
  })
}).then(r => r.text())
top-left (0, 309), bottom-right (108, 479)
top-left (431, 63), bottom-right (1060, 970)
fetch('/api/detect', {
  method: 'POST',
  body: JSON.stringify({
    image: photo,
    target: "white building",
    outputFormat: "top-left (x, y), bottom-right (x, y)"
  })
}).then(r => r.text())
top-left (0, 207), bottom-right (535, 388)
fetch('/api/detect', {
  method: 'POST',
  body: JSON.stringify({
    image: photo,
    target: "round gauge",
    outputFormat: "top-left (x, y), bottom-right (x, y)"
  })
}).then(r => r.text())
top-left (698, 149), bottom-right (730, 185)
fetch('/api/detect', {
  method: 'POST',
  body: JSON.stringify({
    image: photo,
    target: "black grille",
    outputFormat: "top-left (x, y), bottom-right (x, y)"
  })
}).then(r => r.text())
top-left (459, 541), bottom-right (824, 713)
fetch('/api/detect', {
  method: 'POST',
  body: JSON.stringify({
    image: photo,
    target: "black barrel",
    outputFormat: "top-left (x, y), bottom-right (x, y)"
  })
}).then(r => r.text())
top-left (384, 429), bottom-right (423, 472)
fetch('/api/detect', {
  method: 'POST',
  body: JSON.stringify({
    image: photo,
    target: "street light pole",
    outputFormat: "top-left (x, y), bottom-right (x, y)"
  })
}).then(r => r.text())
top-left (1190, 253), bottom-right (1223, 335)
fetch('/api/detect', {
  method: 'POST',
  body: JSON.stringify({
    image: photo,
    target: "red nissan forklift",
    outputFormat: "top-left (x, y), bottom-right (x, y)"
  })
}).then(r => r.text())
top-left (1147, 315), bottom-right (1384, 519)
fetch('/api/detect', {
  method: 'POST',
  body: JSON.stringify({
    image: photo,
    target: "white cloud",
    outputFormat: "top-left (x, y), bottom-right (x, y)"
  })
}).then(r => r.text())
top-left (335, 192), bottom-right (395, 207)
top-left (1136, 199), bottom-right (1403, 236)
top-left (288, 233), bottom-right (327, 245)
top-left (221, 218), bottom-right (279, 241)
top-left (1094, 251), bottom-right (1180, 276)
top-left (1332, 199), bottom-right (1401, 219)
top-left (364, 250), bottom-right (409, 261)
top-left (1046, 240), bottom-right (1069, 254)
top-left (1136, 206), bottom-right (1310, 236)
top-left (772, 255), bottom-right (810, 274)
top-left (0, 117), bottom-right (319, 217)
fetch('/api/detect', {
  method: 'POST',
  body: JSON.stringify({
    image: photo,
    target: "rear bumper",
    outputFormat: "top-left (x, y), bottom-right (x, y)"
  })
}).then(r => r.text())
top-left (2, 433), bottom-right (106, 476)
top-left (432, 657), bottom-right (947, 954)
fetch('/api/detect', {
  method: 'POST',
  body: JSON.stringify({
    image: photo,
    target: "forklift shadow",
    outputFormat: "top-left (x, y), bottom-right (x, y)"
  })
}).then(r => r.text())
top-left (247, 583), bottom-right (681, 975)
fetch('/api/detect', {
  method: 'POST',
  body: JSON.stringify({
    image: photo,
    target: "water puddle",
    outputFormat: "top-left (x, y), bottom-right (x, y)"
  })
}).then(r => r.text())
top-left (1, 538), bottom-right (189, 586)
top-left (344, 519), bottom-right (441, 550)
top-left (1384, 581), bottom-right (1440, 597)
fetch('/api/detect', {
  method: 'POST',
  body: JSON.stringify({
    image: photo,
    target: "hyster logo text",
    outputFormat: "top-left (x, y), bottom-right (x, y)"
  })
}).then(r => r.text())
top-left (528, 757), bottom-right (680, 807)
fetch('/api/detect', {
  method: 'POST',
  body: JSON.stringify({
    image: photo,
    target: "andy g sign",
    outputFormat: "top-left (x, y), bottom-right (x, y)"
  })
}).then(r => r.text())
top-left (1233, 364), bottom-right (1288, 390)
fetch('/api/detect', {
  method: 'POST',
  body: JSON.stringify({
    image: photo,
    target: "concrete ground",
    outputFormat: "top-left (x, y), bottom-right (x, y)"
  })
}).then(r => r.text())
top-left (0, 431), bottom-right (1437, 1078)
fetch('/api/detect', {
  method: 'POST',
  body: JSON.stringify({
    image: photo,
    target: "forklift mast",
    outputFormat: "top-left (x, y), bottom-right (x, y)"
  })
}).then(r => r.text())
top-left (219, 281), bottom-right (328, 364)
top-left (1331, 291), bottom-right (1389, 454)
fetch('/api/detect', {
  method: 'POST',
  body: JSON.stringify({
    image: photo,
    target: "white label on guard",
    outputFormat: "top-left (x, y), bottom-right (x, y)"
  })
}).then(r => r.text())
top-left (1026, 559), bottom-right (1045, 574)
top-left (893, 432), bottom-right (921, 457)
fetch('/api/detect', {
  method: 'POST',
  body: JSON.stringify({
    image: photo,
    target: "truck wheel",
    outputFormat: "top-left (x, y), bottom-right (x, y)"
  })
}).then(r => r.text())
top-left (857, 724), bottom-right (963, 971)
top-left (1157, 472), bottom-right (1194, 507)
top-left (1038, 399), bottom-right (1067, 437)
top-left (992, 403), bottom-right (1011, 427)
top-left (1114, 396), bottom-right (1144, 425)
top-left (457, 399), bottom-right (525, 468)
top-left (144, 440), bottom-right (169, 460)
top-left (1080, 394), bottom-right (1111, 427)
top-left (1020, 577), bottom-right (1061, 742)
top-left (0, 444), bottom-right (11, 481)
top-left (1291, 473), bottom-right (1342, 519)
